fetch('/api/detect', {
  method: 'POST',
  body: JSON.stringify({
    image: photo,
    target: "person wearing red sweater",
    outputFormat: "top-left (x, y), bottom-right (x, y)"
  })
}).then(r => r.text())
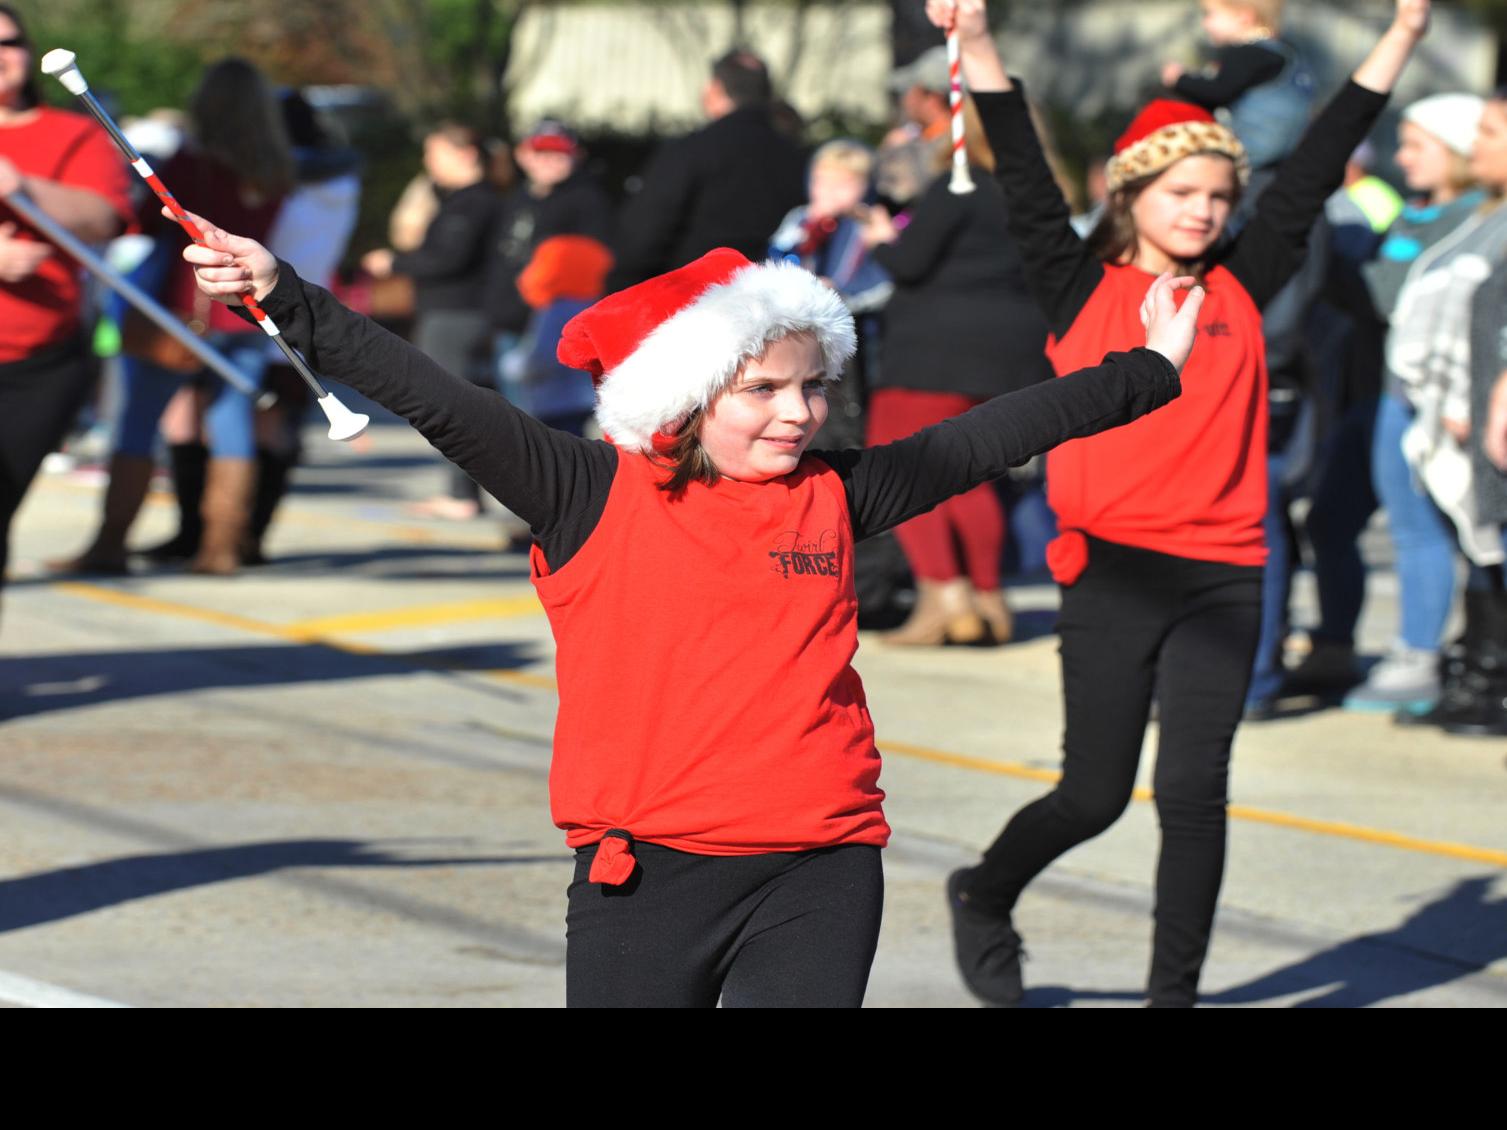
top-left (178, 207), bottom-right (1201, 1005)
top-left (0, 3), bottom-right (130, 619)
top-left (935, 0), bottom-right (1430, 1007)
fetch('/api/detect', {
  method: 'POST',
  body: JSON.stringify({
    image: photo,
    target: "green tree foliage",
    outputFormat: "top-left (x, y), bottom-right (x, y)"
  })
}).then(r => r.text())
top-left (26, 3), bottom-right (203, 117)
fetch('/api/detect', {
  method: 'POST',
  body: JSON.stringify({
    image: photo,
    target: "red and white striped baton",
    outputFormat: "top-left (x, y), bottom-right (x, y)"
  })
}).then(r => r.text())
top-left (41, 49), bottom-right (369, 441)
top-left (945, 15), bottom-right (975, 195)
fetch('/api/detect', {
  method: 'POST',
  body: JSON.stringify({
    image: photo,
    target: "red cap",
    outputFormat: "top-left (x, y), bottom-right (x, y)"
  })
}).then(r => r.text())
top-left (1114, 99), bottom-right (1218, 153)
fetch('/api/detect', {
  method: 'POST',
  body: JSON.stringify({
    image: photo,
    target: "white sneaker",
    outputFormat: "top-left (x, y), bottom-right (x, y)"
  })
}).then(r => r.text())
top-left (1343, 646), bottom-right (1440, 714)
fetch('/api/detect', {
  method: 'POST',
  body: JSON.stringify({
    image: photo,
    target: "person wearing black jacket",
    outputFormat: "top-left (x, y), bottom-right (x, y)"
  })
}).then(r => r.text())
top-left (860, 101), bottom-right (1054, 646)
top-left (607, 50), bottom-right (806, 291)
top-left (364, 123), bottom-right (503, 520)
top-left (487, 120), bottom-right (613, 337)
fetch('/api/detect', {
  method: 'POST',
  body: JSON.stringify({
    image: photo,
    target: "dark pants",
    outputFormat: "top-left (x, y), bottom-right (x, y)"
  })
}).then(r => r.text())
top-left (1304, 396), bottom-right (1379, 647)
top-left (967, 537), bottom-right (1262, 1006)
top-left (566, 841), bottom-right (883, 1008)
top-left (414, 309), bottom-right (493, 505)
top-left (1, 338), bottom-right (96, 592)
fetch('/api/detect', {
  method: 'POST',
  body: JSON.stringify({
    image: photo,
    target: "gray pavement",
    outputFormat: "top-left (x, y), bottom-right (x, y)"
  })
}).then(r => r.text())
top-left (3, 416), bottom-right (1506, 1007)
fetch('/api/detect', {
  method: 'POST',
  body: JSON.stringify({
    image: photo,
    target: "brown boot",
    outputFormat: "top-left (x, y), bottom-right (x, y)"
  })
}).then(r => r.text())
top-left (972, 589), bottom-right (1014, 646)
top-left (188, 457), bottom-right (256, 575)
top-left (882, 579), bottom-right (950, 646)
top-left (937, 578), bottom-right (987, 645)
top-left (49, 453), bottom-right (156, 575)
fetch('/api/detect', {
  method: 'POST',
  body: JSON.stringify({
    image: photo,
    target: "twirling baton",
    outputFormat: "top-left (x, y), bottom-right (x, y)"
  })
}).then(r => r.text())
top-left (3, 189), bottom-right (275, 408)
top-left (40, 49), bottom-right (369, 442)
top-left (945, 12), bottom-right (975, 194)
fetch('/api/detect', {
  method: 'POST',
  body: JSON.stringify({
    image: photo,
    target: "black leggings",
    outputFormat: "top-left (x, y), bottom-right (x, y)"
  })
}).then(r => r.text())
top-left (0, 339), bottom-right (96, 594)
top-left (966, 537), bottom-right (1262, 1006)
top-left (566, 842), bottom-right (883, 1007)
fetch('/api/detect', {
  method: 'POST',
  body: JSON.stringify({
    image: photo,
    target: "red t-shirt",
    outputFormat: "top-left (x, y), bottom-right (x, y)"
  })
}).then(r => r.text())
top-left (1045, 262), bottom-right (1269, 569)
top-left (531, 450), bottom-right (889, 856)
top-left (0, 106), bottom-right (133, 362)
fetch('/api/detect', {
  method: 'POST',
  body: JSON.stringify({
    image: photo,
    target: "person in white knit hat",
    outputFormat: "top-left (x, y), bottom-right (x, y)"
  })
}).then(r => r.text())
top-left (1339, 89), bottom-right (1490, 716)
top-left (174, 215), bottom-right (1201, 1005)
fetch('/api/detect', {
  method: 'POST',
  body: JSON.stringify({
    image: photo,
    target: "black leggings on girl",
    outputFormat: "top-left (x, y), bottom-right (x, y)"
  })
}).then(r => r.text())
top-left (964, 537), bottom-right (1262, 1007)
top-left (566, 841), bottom-right (883, 1008)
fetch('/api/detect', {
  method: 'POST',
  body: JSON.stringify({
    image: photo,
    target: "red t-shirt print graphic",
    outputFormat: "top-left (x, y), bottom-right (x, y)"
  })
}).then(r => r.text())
top-left (768, 529), bottom-right (842, 579)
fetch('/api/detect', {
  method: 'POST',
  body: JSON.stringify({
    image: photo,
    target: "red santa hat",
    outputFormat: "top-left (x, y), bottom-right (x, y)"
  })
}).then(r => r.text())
top-left (1105, 99), bottom-right (1249, 192)
top-left (558, 249), bottom-right (856, 452)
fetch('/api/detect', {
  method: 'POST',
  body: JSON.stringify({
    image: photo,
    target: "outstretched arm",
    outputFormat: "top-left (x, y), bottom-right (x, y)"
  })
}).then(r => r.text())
top-left (829, 274), bottom-right (1200, 539)
top-left (1224, 0), bottom-right (1429, 306)
top-left (929, 0), bottom-right (1102, 335)
top-left (180, 218), bottom-right (616, 549)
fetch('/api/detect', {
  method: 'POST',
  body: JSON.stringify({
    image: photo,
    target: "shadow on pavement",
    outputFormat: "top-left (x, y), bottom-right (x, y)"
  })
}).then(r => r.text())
top-left (0, 639), bottom-right (544, 723)
top-left (1205, 875), bottom-right (1507, 1007)
top-left (1000, 876), bottom-right (1507, 1007)
top-left (5, 545), bottom-right (530, 591)
top-left (245, 545), bottom-right (531, 580)
top-left (0, 838), bottom-right (561, 934)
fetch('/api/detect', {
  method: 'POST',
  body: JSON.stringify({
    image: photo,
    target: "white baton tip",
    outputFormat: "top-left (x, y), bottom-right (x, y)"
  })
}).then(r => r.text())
top-left (318, 394), bottom-right (370, 442)
top-left (41, 49), bottom-right (88, 95)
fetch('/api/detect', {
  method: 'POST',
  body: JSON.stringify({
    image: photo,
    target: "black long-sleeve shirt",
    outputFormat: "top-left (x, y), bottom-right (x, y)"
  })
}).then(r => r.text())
top-left (975, 78), bottom-right (1387, 336)
top-left (249, 264), bottom-right (1180, 570)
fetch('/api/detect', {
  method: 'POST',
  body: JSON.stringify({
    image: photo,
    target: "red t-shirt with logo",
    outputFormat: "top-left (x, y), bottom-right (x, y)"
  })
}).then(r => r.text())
top-left (531, 450), bottom-right (889, 855)
top-left (0, 106), bottom-right (133, 362)
top-left (1045, 263), bottom-right (1269, 567)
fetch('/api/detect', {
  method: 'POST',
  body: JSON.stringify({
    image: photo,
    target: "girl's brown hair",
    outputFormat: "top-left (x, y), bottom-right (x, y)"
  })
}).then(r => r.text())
top-left (654, 409), bottom-right (720, 495)
top-left (189, 58), bottom-right (294, 201)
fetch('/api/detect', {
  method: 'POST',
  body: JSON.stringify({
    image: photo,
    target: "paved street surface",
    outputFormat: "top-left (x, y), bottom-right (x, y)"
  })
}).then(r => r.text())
top-left (4, 408), bottom-right (1506, 1007)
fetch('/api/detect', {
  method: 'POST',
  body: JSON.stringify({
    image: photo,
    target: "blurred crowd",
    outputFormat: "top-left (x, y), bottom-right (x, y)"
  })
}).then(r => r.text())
top-left (5, 0), bottom-right (1507, 743)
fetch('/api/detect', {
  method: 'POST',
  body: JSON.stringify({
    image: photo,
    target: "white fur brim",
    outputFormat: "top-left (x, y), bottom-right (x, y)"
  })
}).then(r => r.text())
top-left (595, 259), bottom-right (857, 452)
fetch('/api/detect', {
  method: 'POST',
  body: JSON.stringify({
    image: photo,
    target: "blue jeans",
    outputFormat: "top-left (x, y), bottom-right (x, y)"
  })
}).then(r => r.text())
top-left (113, 333), bottom-right (266, 460)
top-left (1249, 447), bottom-right (1295, 705)
top-left (1371, 393), bottom-right (1456, 651)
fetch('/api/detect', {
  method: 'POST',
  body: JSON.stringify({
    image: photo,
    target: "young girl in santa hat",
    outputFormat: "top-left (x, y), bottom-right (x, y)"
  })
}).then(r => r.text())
top-left (181, 211), bottom-right (1199, 1005)
top-left (935, 0), bottom-right (1431, 1007)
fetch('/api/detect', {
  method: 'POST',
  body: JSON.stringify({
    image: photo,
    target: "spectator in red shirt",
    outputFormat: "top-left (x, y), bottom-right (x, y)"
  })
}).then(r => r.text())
top-left (0, 3), bottom-right (130, 620)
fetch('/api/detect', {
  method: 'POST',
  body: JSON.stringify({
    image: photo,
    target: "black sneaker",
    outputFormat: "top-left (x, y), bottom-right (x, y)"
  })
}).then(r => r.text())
top-left (946, 868), bottom-right (1025, 1007)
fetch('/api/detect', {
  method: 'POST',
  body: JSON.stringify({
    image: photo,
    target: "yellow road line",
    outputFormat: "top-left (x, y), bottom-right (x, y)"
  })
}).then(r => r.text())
top-left (481, 669), bottom-right (559, 691)
top-left (45, 581), bottom-right (1507, 870)
top-left (285, 596), bottom-right (541, 636)
top-left (1224, 804), bottom-right (1507, 869)
top-left (50, 582), bottom-right (282, 639)
top-left (876, 739), bottom-right (1060, 785)
top-left (879, 739), bottom-right (1507, 869)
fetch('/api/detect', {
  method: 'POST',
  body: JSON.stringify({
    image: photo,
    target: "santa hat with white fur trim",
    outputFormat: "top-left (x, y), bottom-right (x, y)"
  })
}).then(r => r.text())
top-left (558, 249), bottom-right (856, 453)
